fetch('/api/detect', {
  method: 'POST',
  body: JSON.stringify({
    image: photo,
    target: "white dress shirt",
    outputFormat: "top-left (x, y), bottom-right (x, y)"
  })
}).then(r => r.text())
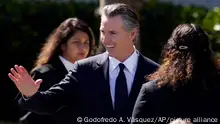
top-left (108, 49), bottom-right (139, 108)
top-left (59, 56), bottom-right (75, 72)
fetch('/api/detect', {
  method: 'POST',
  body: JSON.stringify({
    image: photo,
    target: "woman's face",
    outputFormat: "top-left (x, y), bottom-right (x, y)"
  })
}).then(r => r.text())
top-left (61, 30), bottom-right (90, 63)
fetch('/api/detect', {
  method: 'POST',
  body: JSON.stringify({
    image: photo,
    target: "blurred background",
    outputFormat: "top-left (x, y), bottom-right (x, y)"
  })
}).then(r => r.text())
top-left (1, 0), bottom-right (220, 123)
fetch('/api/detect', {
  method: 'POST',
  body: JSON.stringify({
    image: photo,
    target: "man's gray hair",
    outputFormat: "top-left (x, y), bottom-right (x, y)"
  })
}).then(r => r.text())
top-left (100, 3), bottom-right (139, 42)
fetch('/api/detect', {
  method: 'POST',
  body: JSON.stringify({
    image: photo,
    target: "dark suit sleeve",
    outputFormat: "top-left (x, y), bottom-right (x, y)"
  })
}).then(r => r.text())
top-left (18, 63), bottom-right (80, 115)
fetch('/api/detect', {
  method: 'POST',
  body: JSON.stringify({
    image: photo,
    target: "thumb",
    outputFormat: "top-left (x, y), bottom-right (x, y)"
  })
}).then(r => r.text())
top-left (35, 79), bottom-right (43, 86)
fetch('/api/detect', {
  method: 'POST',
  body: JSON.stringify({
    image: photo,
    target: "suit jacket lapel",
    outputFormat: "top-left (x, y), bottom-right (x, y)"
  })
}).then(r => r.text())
top-left (52, 57), bottom-right (69, 76)
top-left (128, 54), bottom-right (146, 107)
top-left (96, 53), bottom-right (114, 115)
top-left (127, 54), bottom-right (156, 111)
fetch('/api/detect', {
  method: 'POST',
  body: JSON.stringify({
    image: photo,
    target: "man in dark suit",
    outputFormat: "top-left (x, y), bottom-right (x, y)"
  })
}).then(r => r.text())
top-left (8, 3), bottom-right (159, 123)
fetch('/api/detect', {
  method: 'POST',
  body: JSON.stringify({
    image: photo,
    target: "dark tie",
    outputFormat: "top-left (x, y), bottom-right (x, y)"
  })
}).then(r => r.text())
top-left (114, 63), bottom-right (128, 116)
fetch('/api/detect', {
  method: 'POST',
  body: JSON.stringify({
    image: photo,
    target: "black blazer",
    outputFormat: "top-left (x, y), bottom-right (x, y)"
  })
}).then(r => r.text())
top-left (19, 57), bottom-right (71, 124)
top-left (18, 52), bottom-right (159, 124)
top-left (132, 80), bottom-right (220, 124)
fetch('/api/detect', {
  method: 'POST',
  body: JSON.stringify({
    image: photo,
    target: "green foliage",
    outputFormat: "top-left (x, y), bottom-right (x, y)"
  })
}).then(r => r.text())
top-left (140, 0), bottom-right (219, 61)
top-left (202, 7), bottom-right (220, 58)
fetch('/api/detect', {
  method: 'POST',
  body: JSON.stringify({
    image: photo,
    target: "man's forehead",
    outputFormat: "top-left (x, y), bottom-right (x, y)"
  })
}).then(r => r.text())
top-left (100, 15), bottom-right (124, 28)
top-left (101, 15), bottom-right (108, 21)
top-left (100, 24), bottom-right (122, 31)
top-left (100, 17), bottom-right (110, 26)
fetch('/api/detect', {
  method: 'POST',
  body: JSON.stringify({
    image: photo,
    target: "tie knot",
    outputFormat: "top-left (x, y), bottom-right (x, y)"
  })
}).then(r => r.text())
top-left (118, 63), bottom-right (125, 71)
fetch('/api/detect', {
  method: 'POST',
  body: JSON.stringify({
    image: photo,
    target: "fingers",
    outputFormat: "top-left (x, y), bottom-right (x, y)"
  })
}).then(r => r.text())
top-left (8, 73), bottom-right (18, 83)
top-left (10, 65), bottom-right (28, 76)
top-left (35, 79), bottom-right (43, 90)
top-left (14, 65), bottom-right (20, 73)
top-left (15, 65), bottom-right (27, 75)
top-left (8, 73), bottom-right (21, 91)
top-left (19, 66), bottom-right (29, 76)
top-left (9, 64), bottom-right (27, 81)
top-left (35, 79), bottom-right (43, 86)
top-left (10, 68), bottom-right (20, 79)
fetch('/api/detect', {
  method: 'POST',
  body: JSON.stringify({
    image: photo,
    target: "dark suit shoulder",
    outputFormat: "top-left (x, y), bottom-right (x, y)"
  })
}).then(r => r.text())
top-left (142, 80), bottom-right (159, 93)
top-left (31, 64), bottom-right (55, 74)
top-left (30, 65), bottom-right (56, 80)
top-left (145, 58), bottom-right (159, 67)
top-left (138, 54), bottom-right (159, 76)
top-left (75, 53), bottom-right (108, 69)
top-left (142, 55), bottom-right (159, 68)
top-left (141, 80), bottom-right (172, 103)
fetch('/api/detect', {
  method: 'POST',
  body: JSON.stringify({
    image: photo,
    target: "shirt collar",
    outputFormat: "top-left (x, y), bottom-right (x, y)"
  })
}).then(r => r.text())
top-left (109, 47), bottom-right (139, 73)
top-left (59, 55), bottom-right (75, 72)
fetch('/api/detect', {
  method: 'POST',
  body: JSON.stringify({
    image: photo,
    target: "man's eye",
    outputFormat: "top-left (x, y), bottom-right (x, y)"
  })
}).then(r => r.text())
top-left (100, 30), bottom-right (105, 34)
top-left (110, 31), bottom-right (116, 35)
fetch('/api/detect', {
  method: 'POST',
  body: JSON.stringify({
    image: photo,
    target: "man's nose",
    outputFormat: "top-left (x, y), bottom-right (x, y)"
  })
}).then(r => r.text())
top-left (102, 35), bottom-right (111, 44)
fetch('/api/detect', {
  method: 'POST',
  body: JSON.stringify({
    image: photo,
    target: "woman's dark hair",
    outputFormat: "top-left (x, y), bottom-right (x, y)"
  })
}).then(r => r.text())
top-left (33, 17), bottom-right (95, 69)
top-left (148, 23), bottom-right (220, 88)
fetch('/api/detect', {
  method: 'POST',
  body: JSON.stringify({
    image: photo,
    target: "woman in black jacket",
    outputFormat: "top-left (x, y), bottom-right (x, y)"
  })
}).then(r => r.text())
top-left (132, 23), bottom-right (220, 124)
top-left (18, 17), bottom-right (95, 124)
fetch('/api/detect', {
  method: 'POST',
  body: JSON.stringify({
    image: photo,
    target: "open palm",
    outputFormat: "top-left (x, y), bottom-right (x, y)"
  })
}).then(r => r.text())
top-left (8, 65), bottom-right (42, 97)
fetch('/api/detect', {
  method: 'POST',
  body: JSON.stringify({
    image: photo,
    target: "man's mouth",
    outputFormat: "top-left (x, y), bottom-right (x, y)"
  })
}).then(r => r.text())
top-left (105, 45), bottom-right (114, 48)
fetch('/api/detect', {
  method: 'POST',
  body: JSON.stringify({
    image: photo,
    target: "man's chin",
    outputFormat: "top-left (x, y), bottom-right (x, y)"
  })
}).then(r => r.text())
top-left (106, 51), bottom-right (115, 57)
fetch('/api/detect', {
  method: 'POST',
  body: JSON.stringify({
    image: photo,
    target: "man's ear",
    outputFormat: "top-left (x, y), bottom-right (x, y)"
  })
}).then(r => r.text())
top-left (129, 28), bottom-right (137, 41)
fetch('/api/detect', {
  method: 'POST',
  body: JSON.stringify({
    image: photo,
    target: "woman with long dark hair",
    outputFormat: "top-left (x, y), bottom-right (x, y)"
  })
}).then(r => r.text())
top-left (18, 17), bottom-right (95, 124)
top-left (132, 23), bottom-right (220, 123)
